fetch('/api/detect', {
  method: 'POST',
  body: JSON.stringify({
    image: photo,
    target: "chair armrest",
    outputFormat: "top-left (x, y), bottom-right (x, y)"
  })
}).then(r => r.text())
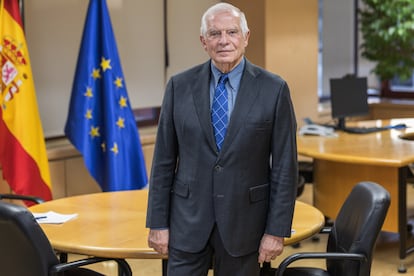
top-left (276, 252), bottom-right (367, 276)
top-left (0, 194), bottom-right (45, 204)
top-left (50, 257), bottom-right (108, 274)
top-left (50, 257), bottom-right (132, 276)
top-left (319, 226), bottom-right (332, 234)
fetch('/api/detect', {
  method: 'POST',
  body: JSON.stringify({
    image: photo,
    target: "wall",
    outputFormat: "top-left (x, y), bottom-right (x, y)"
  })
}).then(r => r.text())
top-left (25, 0), bottom-right (217, 138)
top-left (166, 0), bottom-right (218, 80)
top-left (227, 0), bottom-right (266, 67)
top-left (265, 0), bottom-right (319, 126)
top-left (226, 0), bottom-right (319, 126)
top-left (322, 0), bottom-right (355, 95)
top-left (322, 0), bottom-right (378, 95)
top-left (25, 0), bottom-right (165, 137)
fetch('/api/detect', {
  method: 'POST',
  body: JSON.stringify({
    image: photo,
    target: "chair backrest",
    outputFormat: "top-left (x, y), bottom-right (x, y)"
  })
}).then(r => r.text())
top-left (0, 201), bottom-right (60, 275)
top-left (326, 181), bottom-right (390, 276)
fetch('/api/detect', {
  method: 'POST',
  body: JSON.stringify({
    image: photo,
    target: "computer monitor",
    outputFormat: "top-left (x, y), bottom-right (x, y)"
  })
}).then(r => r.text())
top-left (330, 76), bottom-right (369, 130)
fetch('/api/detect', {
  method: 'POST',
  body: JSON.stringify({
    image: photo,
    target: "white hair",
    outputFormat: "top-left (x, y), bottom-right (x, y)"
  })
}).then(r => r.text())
top-left (200, 3), bottom-right (249, 38)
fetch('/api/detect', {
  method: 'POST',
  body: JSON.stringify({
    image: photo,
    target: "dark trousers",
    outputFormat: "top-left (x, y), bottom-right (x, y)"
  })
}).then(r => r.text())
top-left (168, 225), bottom-right (260, 276)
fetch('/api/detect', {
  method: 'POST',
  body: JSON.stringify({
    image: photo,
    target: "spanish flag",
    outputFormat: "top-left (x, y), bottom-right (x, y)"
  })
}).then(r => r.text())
top-left (0, 0), bottom-right (52, 204)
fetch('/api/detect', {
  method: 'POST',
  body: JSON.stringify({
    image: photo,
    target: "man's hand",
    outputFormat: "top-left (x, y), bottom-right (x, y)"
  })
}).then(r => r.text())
top-left (258, 234), bottom-right (284, 263)
top-left (148, 229), bottom-right (169, 255)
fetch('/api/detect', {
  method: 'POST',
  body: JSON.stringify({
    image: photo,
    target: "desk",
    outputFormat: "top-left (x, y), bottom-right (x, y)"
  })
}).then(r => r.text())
top-left (297, 118), bottom-right (414, 272)
top-left (29, 190), bottom-right (324, 272)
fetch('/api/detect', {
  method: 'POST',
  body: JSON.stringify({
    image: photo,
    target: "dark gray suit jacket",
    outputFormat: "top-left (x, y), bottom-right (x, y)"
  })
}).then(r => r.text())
top-left (146, 59), bottom-right (298, 257)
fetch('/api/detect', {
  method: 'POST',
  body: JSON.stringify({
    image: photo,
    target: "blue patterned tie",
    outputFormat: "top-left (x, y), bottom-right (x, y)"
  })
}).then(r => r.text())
top-left (211, 74), bottom-right (229, 151)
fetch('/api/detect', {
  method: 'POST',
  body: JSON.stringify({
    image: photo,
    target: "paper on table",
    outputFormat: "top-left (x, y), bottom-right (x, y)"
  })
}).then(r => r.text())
top-left (32, 211), bottom-right (78, 224)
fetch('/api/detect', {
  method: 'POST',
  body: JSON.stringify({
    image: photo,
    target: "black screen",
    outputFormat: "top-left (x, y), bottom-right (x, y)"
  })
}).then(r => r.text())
top-left (330, 76), bottom-right (369, 128)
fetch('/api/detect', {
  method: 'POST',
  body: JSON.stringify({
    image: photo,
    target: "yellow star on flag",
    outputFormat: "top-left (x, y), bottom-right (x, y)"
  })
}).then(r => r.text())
top-left (84, 87), bottom-right (93, 98)
top-left (92, 68), bottom-right (101, 79)
top-left (101, 57), bottom-right (112, 72)
top-left (89, 126), bottom-right (100, 137)
top-left (111, 142), bottom-right (119, 154)
top-left (101, 142), bottom-right (106, 152)
top-left (85, 109), bottom-right (93, 119)
top-left (116, 117), bottom-right (125, 128)
top-left (119, 96), bottom-right (127, 108)
top-left (114, 77), bottom-right (123, 88)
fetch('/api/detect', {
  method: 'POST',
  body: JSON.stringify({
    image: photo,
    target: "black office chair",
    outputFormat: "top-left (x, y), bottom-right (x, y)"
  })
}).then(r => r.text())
top-left (296, 161), bottom-right (313, 198)
top-left (0, 193), bottom-right (45, 204)
top-left (0, 200), bottom-right (132, 276)
top-left (299, 161), bottom-right (314, 183)
top-left (274, 181), bottom-right (390, 276)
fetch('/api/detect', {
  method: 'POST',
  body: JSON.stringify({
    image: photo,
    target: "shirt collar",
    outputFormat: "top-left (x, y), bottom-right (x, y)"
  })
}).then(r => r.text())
top-left (211, 58), bottom-right (245, 90)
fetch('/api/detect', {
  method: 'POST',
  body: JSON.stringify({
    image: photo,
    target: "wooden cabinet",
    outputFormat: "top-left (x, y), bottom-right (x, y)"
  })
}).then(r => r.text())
top-left (369, 99), bottom-right (414, 120)
top-left (0, 127), bottom-right (157, 200)
top-left (48, 127), bottom-right (157, 199)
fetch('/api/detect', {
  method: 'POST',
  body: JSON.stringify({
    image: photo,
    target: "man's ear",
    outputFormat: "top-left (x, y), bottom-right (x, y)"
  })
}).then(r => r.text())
top-left (200, 35), bottom-right (207, 51)
top-left (244, 31), bottom-right (250, 47)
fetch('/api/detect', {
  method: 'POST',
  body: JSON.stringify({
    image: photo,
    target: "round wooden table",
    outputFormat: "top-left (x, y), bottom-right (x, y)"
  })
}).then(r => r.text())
top-left (297, 118), bottom-right (414, 271)
top-left (29, 190), bottom-right (324, 259)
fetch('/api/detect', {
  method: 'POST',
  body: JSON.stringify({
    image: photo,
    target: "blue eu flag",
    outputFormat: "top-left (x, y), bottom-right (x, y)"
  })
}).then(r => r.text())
top-left (65, 0), bottom-right (148, 191)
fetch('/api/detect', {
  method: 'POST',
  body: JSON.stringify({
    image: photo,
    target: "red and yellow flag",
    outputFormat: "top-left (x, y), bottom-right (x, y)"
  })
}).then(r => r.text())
top-left (0, 0), bottom-right (52, 204)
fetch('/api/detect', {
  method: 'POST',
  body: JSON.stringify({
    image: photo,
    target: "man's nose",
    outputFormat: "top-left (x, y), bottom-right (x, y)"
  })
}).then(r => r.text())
top-left (218, 33), bottom-right (230, 43)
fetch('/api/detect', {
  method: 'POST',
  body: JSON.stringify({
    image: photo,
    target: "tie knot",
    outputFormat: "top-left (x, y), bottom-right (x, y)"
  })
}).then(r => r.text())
top-left (218, 74), bottom-right (228, 85)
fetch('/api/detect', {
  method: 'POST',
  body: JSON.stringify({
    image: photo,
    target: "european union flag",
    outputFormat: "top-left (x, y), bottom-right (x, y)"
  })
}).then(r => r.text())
top-left (64, 0), bottom-right (148, 191)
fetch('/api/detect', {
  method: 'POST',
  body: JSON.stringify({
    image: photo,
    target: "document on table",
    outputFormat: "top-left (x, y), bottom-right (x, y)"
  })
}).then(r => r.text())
top-left (32, 211), bottom-right (78, 224)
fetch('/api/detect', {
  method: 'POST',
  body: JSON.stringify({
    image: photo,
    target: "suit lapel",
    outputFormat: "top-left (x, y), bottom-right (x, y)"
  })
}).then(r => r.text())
top-left (192, 61), bottom-right (217, 151)
top-left (221, 61), bottom-right (259, 152)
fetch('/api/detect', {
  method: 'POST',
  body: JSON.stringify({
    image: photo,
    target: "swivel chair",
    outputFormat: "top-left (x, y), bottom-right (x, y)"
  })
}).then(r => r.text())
top-left (275, 181), bottom-right (390, 276)
top-left (0, 200), bottom-right (132, 276)
top-left (0, 193), bottom-right (45, 204)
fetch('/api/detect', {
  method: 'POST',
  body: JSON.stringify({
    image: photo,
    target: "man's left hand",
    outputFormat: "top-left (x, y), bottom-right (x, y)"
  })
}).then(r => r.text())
top-left (258, 234), bottom-right (284, 263)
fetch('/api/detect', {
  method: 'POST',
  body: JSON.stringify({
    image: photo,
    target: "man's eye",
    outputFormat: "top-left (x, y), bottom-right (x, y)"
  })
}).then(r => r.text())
top-left (228, 30), bottom-right (238, 35)
top-left (209, 31), bottom-right (221, 37)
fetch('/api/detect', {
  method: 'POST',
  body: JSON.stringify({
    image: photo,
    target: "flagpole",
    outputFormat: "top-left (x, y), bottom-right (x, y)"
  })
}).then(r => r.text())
top-left (163, 0), bottom-right (169, 82)
top-left (19, 0), bottom-right (25, 28)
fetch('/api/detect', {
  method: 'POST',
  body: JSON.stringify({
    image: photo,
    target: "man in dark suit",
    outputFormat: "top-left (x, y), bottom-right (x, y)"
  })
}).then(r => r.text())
top-left (146, 3), bottom-right (297, 275)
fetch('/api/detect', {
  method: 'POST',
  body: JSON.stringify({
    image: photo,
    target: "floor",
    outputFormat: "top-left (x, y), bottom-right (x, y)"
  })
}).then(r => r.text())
top-left (74, 183), bottom-right (414, 275)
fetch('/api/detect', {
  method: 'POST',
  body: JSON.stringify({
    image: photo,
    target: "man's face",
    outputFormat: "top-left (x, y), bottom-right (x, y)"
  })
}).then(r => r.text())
top-left (200, 11), bottom-right (249, 72)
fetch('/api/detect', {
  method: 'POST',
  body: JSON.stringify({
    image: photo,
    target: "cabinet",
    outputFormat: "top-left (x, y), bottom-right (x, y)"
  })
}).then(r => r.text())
top-left (368, 99), bottom-right (414, 120)
top-left (0, 127), bottom-right (157, 199)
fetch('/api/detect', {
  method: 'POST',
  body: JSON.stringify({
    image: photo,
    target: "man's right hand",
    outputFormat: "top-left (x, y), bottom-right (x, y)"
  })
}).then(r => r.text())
top-left (148, 229), bottom-right (169, 255)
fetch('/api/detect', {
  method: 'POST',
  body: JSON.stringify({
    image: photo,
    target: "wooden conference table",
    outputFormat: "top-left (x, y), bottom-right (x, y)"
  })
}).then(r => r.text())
top-left (29, 189), bottom-right (324, 274)
top-left (297, 118), bottom-right (414, 272)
